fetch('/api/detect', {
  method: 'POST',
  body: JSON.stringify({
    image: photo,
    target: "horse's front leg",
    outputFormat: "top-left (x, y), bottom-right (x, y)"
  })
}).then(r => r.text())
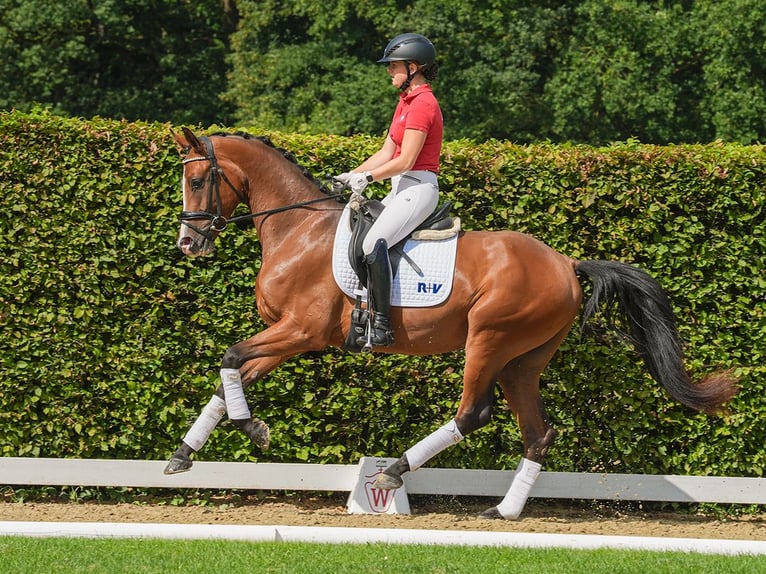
top-left (164, 391), bottom-right (226, 474)
top-left (163, 355), bottom-right (283, 474)
top-left (219, 364), bottom-right (271, 448)
top-left (164, 315), bottom-right (326, 475)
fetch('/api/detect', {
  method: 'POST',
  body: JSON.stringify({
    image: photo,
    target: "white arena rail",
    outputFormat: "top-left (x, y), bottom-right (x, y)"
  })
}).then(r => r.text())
top-left (2, 457), bottom-right (765, 505)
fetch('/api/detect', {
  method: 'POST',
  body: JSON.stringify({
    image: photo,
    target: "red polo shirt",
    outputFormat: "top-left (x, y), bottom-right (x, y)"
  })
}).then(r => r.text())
top-left (387, 85), bottom-right (443, 173)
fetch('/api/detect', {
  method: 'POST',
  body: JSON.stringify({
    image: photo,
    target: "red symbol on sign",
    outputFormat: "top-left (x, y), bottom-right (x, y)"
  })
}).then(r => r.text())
top-left (363, 469), bottom-right (395, 513)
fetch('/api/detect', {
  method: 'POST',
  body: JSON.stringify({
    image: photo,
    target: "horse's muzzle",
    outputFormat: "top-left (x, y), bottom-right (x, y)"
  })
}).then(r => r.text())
top-left (177, 235), bottom-right (214, 257)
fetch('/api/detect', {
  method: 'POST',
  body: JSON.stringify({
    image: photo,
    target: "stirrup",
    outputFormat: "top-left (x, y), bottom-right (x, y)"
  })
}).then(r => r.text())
top-left (358, 317), bottom-right (394, 351)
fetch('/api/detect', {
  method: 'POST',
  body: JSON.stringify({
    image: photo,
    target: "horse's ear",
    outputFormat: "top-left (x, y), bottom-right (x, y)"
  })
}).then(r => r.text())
top-left (170, 128), bottom-right (190, 154)
top-left (170, 127), bottom-right (205, 156)
top-left (182, 127), bottom-right (205, 155)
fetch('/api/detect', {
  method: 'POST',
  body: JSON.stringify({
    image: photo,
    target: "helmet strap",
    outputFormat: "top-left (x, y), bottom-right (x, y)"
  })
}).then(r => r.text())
top-left (399, 61), bottom-right (416, 92)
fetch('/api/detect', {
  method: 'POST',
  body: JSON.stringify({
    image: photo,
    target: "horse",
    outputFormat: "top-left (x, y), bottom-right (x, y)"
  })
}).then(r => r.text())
top-left (164, 127), bottom-right (738, 519)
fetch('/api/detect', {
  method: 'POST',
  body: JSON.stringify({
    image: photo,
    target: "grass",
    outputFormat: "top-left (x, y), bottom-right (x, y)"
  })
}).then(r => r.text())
top-left (1, 537), bottom-right (764, 574)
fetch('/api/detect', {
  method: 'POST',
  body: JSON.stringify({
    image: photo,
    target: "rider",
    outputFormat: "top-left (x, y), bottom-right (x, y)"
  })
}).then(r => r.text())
top-left (335, 32), bottom-right (444, 348)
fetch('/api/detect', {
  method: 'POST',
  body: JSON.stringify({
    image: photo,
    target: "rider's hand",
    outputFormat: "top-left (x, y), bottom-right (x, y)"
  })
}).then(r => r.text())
top-left (334, 172), bottom-right (352, 185)
top-left (332, 172), bottom-right (352, 194)
top-left (340, 171), bottom-right (373, 195)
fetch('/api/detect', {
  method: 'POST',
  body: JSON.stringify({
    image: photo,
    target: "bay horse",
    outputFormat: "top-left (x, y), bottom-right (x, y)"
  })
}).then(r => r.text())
top-left (165, 128), bottom-right (737, 519)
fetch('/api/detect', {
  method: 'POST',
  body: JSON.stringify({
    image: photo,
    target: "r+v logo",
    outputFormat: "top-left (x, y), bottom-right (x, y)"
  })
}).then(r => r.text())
top-left (417, 282), bottom-right (443, 294)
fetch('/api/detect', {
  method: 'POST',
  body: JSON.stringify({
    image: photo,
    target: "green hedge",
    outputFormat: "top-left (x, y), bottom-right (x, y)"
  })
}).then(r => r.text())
top-left (1, 109), bottom-right (763, 478)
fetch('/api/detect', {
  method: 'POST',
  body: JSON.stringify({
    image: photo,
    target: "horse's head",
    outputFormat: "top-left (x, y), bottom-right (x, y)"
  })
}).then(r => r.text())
top-left (172, 128), bottom-right (248, 257)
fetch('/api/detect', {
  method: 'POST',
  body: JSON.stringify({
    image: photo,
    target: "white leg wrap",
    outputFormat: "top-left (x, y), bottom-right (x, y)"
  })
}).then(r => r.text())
top-left (404, 419), bottom-right (464, 471)
top-left (495, 458), bottom-right (542, 519)
top-left (182, 395), bottom-right (226, 452)
top-left (221, 368), bottom-right (251, 420)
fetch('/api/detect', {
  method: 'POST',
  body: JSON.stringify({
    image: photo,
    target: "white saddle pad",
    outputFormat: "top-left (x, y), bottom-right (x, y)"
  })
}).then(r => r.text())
top-left (332, 205), bottom-right (458, 307)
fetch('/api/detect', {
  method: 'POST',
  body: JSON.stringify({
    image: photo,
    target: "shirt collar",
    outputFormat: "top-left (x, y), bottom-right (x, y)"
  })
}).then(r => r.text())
top-left (400, 84), bottom-right (432, 102)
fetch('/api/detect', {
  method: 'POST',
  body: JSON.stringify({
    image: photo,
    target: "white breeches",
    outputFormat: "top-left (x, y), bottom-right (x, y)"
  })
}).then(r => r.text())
top-left (362, 170), bottom-right (439, 255)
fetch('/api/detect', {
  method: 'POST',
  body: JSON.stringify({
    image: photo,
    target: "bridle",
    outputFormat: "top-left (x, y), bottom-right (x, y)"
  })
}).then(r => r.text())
top-left (179, 136), bottom-right (346, 241)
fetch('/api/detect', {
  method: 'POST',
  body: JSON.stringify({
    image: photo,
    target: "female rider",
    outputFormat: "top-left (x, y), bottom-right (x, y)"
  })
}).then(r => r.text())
top-left (335, 33), bottom-right (443, 348)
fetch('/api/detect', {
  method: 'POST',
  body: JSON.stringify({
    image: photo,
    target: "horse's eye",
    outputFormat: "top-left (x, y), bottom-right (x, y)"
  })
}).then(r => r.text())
top-left (190, 177), bottom-right (204, 191)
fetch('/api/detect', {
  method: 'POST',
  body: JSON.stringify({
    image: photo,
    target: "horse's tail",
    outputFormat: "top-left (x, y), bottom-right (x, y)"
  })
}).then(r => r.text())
top-left (574, 260), bottom-right (738, 415)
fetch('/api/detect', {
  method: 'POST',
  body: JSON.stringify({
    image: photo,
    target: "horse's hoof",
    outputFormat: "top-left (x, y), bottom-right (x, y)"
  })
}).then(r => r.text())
top-left (478, 507), bottom-right (505, 520)
top-left (164, 456), bottom-right (193, 475)
top-left (373, 472), bottom-right (403, 490)
top-left (248, 419), bottom-right (271, 450)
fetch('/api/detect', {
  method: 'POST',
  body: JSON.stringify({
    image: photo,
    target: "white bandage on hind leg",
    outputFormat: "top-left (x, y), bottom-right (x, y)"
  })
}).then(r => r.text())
top-left (182, 395), bottom-right (226, 452)
top-left (495, 458), bottom-right (542, 519)
top-left (221, 368), bottom-right (251, 420)
top-left (404, 419), bottom-right (464, 471)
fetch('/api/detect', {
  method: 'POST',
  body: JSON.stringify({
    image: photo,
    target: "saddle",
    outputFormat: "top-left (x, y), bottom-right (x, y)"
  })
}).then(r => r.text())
top-left (347, 200), bottom-right (457, 287)
top-left (343, 200), bottom-right (459, 352)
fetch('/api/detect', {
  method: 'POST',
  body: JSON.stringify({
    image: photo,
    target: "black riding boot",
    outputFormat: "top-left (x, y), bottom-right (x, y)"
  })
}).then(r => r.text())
top-left (358, 238), bottom-right (395, 348)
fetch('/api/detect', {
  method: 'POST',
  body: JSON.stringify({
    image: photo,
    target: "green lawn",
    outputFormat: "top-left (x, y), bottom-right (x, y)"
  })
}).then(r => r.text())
top-left (1, 537), bottom-right (763, 574)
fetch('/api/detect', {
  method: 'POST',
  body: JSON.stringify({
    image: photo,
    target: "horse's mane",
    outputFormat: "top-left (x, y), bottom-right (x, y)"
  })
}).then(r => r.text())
top-left (209, 131), bottom-right (333, 195)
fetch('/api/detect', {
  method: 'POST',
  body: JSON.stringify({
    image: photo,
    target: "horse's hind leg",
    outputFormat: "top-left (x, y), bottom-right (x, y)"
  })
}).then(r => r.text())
top-left (374, 333), bottom-right (502, 489)
top-left (479, 325), bottom-right (570, 519)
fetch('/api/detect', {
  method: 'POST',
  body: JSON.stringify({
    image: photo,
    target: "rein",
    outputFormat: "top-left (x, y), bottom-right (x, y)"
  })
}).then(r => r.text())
top-left (180, 136), bottom-right (347, 240)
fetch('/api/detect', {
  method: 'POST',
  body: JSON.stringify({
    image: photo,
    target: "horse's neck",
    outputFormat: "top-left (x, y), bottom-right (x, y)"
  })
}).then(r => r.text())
top-left (251, 187), bottom-right (340, 259)
top-left (237, 139), bottom-right (341, 258)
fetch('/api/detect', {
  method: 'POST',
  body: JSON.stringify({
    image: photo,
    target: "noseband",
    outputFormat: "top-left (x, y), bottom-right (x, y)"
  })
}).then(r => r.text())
top-left (180, 136), bottom-right (346, 241)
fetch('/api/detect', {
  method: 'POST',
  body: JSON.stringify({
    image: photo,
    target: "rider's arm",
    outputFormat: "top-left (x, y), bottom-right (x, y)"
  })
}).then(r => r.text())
top-left (356, 137), bottom-right (396, 173)
top-left (359, 128), bottom-right (427, 182)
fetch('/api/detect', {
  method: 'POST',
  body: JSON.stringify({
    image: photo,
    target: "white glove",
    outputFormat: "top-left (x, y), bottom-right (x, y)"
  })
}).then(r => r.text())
top-left (334, 172), bottom-right (353, 185)
top-left (332, 172), bottom-right (352, 194)
top-left (347, 171), bottom-right (373, 194)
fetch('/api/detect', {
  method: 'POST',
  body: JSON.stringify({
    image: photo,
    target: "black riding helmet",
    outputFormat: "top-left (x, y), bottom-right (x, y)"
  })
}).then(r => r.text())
top-left (377, 33), bottom-right (436, 65)
top-left (378, 33), bottom-right (436, 91)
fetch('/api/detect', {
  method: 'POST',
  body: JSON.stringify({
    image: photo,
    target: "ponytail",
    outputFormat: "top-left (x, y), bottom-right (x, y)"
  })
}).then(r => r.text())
top-left (420, 62), bottom-right (439, 82)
